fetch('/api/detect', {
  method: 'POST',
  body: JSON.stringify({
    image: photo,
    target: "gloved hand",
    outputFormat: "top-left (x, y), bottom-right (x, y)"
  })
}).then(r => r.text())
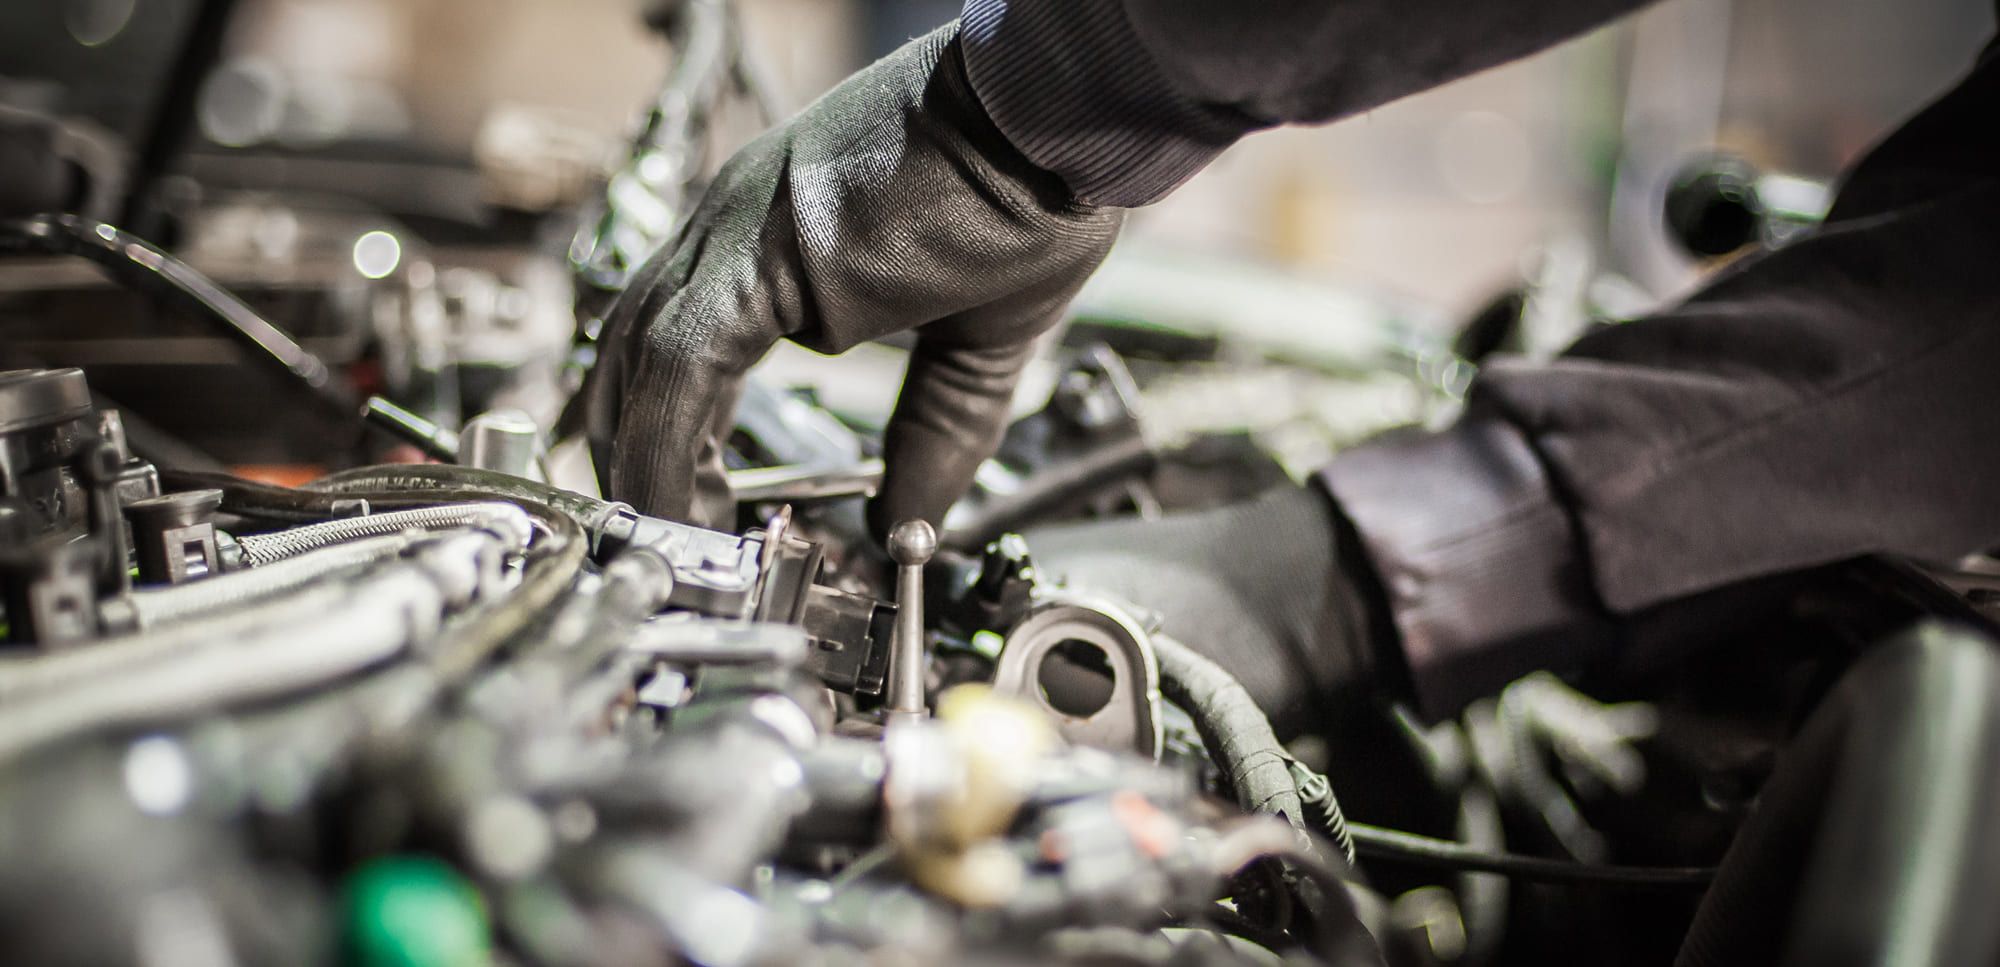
top-left (584, 23), bottom-right (1123, 537)
top-left (1025, 485), bottom-right (1403, 737)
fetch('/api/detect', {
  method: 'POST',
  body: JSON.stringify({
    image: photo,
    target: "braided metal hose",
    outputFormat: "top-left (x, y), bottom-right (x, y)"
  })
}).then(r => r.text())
top-left (126, 534), bottom-right (416, 629)
top-left (235, 502), bottom-right (533, 567)
top-left (0, 528), bottom-right (522, 764)
top-left (0, 530), bottom-right (519, 701)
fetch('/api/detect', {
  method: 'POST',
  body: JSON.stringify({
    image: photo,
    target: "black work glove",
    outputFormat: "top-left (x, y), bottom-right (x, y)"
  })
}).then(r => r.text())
top-left (585, 23), bottom-right (1123, 537)
top-left (1025, 486), bottom-right (1403, 737)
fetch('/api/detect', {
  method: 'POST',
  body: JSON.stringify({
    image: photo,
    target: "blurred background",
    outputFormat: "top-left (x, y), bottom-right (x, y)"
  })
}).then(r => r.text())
top-left (2, 0), bottom-right (1994, 477)
top-left (11, 0), bottom-right (1991, 299)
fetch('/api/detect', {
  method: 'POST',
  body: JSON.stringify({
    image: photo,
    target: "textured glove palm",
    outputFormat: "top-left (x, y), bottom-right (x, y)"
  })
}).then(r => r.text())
top-left (585, 24), bottom-right (1123, 536)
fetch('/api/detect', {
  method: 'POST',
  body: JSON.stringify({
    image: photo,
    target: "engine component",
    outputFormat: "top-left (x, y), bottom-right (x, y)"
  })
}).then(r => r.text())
top-left (0, 216), bottom-right (350, 413)
top-left (883, 685), bottom-right (1056, 906)
top-left (884, 518), bottom-right (937, 726)
top-left (954, 532), bottom-right (1039, 633)
top-left (992, 592), bottom-right (1165, 760)
top-left (231, 501), bottom-right (532, 568)
top-left (123, 489), bottom-right (223, 585)
top-left (1664, 153), bottom-right (1831, 258)
top-left (0, 369), bottom-right (142, 645)
top-left (0, 356), bottom-right (1981, 967)
top-left (0, 367), bottom-right (97, 540)
top-left (0, 538), bottom-right (101, 648)
top-left (796, 582), bottom-right (896, 694)
top-left (362, 395), bottom-right (462, 462)
top-left (94, 412), bottom-right (161, 507)
top-left (459, 409), bottom-right (544, 480)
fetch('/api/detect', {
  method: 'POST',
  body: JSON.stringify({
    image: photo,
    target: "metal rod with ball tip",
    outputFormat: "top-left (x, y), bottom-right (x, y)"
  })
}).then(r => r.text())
top-left (884, 519), bottom-right (937, 725)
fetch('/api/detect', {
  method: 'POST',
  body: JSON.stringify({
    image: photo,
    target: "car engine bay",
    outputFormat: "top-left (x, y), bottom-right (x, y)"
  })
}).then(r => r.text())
top-left (8, 1), bottom-right (2000, 964)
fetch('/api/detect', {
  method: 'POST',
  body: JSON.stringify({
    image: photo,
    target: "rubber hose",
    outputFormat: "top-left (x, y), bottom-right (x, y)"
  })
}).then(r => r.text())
top-left (1153, 633), bottom-right (1310, 832)
top-left (943, 433), bottom-right (1154, 552)
top-left (302, 464), bottom-right (617, 530)
top-left (160, 468), bottom-right (366, 525)
top-left (463, 547), bottom-right (673, 731)
top-left (158, 476), bottom-right (591, 691)
top-left (1674, 622), bottom-right (2000, 967)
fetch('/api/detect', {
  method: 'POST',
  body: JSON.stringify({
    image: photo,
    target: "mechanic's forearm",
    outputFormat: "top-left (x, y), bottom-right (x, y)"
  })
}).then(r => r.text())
top-left (959, 0), bottom-right (1656, 206)
top-left (1324, 48), bottom-right (2000, 718)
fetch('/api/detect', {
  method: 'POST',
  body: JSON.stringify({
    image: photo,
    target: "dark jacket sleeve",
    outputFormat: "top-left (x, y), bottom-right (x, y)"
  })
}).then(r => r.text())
top-left (959, 0), bottom-right (1656, 206)
top-left (1321, 41), bottom-right (2000, 718)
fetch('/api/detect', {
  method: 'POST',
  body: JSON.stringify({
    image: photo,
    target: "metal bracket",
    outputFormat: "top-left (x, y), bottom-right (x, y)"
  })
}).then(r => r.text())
top-left (990, 593), bottom-right (1164, 760)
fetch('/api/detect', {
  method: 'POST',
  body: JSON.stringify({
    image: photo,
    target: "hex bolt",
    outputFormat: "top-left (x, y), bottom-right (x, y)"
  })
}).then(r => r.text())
top-left (884, 519), bottom-right (937, 725)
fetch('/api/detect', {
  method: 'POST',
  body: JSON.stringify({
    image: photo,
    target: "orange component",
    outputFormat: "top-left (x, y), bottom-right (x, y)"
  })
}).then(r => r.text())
top-left (228, 464), bottom-right (327, 488)
top-left (1038, 828), bottom-right (1068, 864)
top-left (1109, 791), bottom-right (1180, 859)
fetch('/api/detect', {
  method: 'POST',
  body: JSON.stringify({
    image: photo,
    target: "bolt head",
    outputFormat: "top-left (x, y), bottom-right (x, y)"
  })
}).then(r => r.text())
top-left (886, 519), bottom-right (937, 566)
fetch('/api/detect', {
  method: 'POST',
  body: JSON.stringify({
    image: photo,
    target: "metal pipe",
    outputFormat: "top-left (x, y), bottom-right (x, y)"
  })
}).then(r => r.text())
top-left (362, 395), bottom-right (461, 462)
top-left (729, 459), bottom-right (882, 504)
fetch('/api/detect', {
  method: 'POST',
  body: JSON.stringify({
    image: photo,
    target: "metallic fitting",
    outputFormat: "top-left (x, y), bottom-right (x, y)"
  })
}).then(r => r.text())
top-left (884, 519), bottom-right (937, 725)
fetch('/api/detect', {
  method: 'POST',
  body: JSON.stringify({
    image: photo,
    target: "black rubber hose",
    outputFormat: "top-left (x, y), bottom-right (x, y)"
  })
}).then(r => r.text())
top-left (302, 464), bottom-right (615, 526)
top-left (0, 215), bottom-right (351, 415)
top-left (1152, 634), bottom-right (1309, 831)
top-left (943, 433), bottom-right (1154, 551)
top-left (163, 468), bottom-right (553, 529)
top-left (164, 466), bottom-right (619, 547)
top-left (1347, 823), bottom-right (1715, 888)
top-left (461, 547), bottom-right (673, 731)
top-left (1207, 819), bottom-right (1386, 966)
top-left (1675, 622), bottom-right (2000, 967)
top-left (425, 498), bottom-right (588, 685)
top-left (160, 468), bottom-right (362, 526)
top-left (218, 494), bottom-right (591, 783)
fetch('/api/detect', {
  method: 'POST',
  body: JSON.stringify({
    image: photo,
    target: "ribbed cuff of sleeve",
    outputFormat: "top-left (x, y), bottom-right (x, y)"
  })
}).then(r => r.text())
top-left (959, 0), bottom-right (1263, 207)
top-left (1316, 416), bottom-right (1617, 720)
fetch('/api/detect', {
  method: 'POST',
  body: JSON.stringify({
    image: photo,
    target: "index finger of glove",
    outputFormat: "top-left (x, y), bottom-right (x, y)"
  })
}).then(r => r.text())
top-left (866, 328), bottom-right (1039, 542)
top-left (606, 285), bottom-right (771, 524)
